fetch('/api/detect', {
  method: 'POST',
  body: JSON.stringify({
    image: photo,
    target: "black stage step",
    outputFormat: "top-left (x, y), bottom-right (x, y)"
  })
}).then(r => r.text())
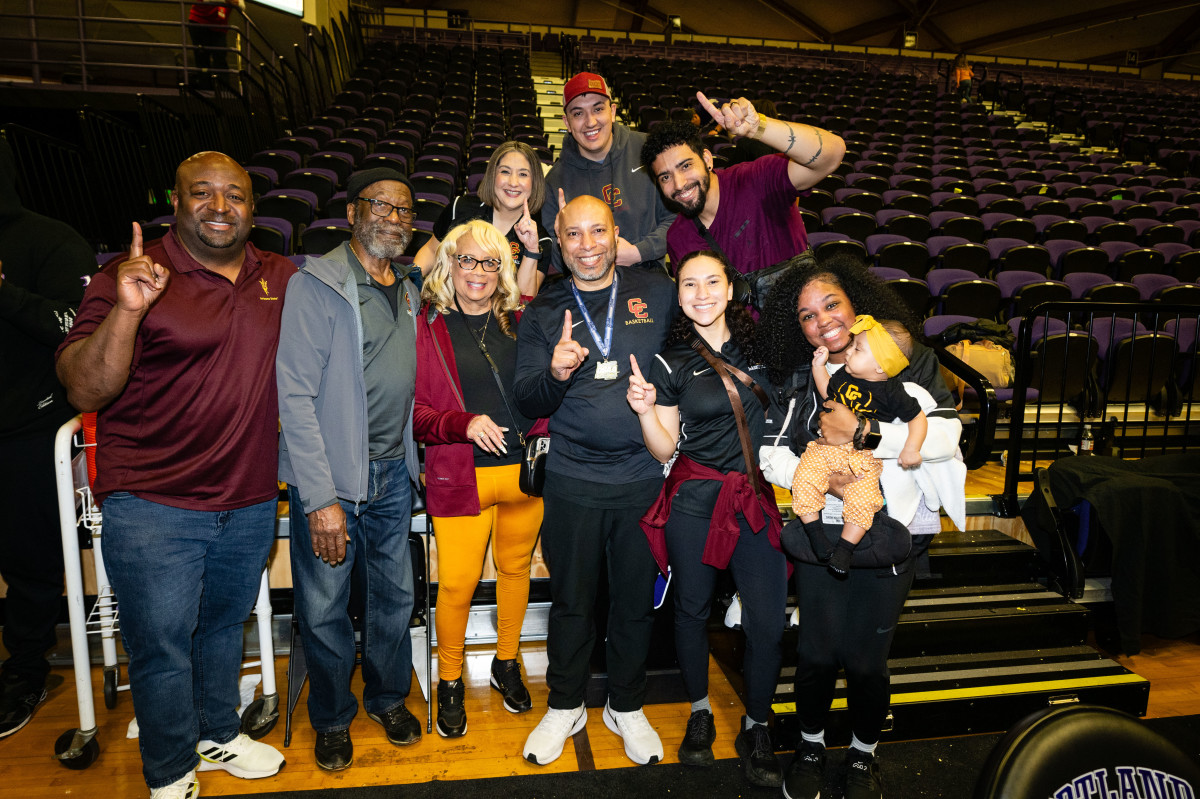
top-left (769, 645), bottom-right (1149, 748)
top-left (921, 527), bottom-right (1042, 585)
top-left (890, 581), bottom-right (1090, 657)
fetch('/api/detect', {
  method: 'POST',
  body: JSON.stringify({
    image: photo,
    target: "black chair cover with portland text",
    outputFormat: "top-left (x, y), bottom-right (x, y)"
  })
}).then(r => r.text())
top-left (973, 704), bottom-right (1200, 799)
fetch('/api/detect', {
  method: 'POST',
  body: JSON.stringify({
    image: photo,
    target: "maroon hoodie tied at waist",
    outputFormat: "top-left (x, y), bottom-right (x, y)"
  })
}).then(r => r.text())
top-left (640, 454), bottom-right (785, 575)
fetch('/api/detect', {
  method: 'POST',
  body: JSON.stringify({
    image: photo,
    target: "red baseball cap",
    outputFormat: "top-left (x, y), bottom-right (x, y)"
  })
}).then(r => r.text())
top-left (563, 72), bottom-right (611, 108)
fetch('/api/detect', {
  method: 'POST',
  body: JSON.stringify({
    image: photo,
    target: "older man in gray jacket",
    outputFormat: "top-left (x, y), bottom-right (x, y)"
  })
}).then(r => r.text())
top-left (277, 168), bottom-right (421, 773)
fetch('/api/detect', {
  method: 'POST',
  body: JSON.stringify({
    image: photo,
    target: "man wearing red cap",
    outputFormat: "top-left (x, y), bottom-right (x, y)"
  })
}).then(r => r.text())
top-left (541, 72), bottom-right (675, 274)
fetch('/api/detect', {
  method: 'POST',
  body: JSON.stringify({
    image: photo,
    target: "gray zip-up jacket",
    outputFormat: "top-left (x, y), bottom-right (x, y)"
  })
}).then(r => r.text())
top-left (277, 243), bottom-right (419, 515)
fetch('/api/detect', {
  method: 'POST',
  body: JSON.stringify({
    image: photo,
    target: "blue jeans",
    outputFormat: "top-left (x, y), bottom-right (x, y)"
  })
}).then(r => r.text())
top-left (288, 457), bottom-right (415, 732)
top-left (101, 492), bottom-right (276, 789)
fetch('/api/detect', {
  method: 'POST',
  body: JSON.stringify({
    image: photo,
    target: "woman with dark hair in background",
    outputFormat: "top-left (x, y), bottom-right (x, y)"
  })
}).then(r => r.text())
top-left (628, 250), bottom-right (789, 789)
top-left (414, 141), bottom-right (552, 299)
top-left (756, 253), bottom-right (963, 799)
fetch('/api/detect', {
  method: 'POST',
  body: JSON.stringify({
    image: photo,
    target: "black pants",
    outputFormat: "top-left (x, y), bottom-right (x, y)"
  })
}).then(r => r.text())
top-left (666, 510), bottom-right (787, 722)
top-left (793, 560), bottom-right (914, 745)
top-left (0, 429), bottom-right (68, 690)
top-left (539, 472), bottom-right (661, 712)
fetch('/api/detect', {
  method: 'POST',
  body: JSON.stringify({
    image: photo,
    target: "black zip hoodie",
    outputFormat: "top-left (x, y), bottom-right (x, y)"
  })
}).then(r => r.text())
top-left (0, 140), bottom-right (96, 439)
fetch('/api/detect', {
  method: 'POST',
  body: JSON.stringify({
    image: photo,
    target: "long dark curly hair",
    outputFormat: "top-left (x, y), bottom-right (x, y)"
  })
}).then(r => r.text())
top-left (666, 250), bottom-right (762, 365)
top-left (757, 252), bottom-right (920, 387)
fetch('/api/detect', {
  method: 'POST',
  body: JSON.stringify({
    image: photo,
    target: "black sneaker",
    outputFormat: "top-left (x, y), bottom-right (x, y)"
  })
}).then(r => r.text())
top-left (314, 729), bottom-right (353, 771)
top-left (677, 709), bottom-right (716, 766)
top-left (783, 739), bottom-right (826, 799)
top-left (367, 702), bottom-right (421, 746)
top-left (843, 748), bottom-right (883, 799)
top-left (490, 657), bottom-right (532, 713)
top-left (0, 684), bottom-right (47, 740)
top-left (733, 717), bottom-right (783, 788)
top-left (436, 679), bottom-right (467, 738)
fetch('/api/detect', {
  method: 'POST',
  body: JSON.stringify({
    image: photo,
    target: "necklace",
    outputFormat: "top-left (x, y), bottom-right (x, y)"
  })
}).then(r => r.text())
top-left (458, 306), bottom-right (491, 340)
top-left (472, 309), bottom-right (491, 340)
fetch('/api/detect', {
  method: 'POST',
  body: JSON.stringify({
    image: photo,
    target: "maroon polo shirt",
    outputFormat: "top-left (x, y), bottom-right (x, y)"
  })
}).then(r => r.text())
top-left (58, 229), bottom-right (296, 510)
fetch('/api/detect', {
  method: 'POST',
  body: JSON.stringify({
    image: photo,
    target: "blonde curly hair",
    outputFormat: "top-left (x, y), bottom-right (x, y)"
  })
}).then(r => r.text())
top-left (421, 219), bottom-right (522, 338)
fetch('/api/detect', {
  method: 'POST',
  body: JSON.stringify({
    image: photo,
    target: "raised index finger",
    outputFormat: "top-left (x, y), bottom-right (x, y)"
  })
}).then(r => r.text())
top-left (523, 197), bottom-right (531, 220)
top-left (629, 354), bottom-right (645, 382)
top-left (557, 187), bottom-right (567, 209)
top-left (560, 309), bottom-right (574, 342)
top-left (129, 221), bottom-right (144, 259)
top-left (696, 91), bottom-right (722, 124)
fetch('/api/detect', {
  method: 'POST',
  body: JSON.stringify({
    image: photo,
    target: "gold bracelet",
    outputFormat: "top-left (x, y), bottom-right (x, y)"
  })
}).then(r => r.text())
top-left (751, 113), bottom-right (768, 140)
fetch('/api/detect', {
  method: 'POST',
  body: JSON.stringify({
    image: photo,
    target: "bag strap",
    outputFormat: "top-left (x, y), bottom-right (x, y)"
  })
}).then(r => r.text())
top-left (690, 337), bottom-right (767, 500)
top-left (692, 217), bottom-right (730, 262)
top-left (453, 297), bottom-right (527, 447)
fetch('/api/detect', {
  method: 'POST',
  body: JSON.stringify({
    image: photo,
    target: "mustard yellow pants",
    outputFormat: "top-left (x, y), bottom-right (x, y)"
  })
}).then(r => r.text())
top-left (431, 462), bottom-right (543, 681)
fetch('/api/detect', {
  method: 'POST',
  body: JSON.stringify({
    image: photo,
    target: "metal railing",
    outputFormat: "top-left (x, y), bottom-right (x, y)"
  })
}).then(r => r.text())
top-left (945, 301), bottom-right (1200, 516)
top-left (0, 0), bottom-right (285, 94)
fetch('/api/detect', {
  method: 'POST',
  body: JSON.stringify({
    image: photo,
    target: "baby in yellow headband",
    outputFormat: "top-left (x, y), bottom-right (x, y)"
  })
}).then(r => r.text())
top-left (788, 315), bottom-right (928, 577)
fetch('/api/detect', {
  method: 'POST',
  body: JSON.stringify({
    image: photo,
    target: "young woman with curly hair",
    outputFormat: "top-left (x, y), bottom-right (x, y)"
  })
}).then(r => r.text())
top-left (756, 253), bottom-right (964, 799)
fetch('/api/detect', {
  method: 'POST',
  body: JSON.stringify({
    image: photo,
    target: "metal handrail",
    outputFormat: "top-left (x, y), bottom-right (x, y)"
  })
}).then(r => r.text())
top-left (995, 300), bottom-right (1200, 516)
top-left (0, 0), bottom-right (285, 94)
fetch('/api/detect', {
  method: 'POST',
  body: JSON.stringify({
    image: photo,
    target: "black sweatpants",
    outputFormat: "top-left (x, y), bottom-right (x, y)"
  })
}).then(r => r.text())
top-left (539, 471), bottom-right (662, 712)
top-left (0, 429), bottom-right (68, 690)
top-left (666, 509), bottom-right (787, 722)
top-left (793, 560), bottom-right (914, 745)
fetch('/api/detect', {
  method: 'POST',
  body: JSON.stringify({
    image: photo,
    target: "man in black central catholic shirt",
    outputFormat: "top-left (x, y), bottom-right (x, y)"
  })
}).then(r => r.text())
top-left (513, 196), bottom-right (677, 767)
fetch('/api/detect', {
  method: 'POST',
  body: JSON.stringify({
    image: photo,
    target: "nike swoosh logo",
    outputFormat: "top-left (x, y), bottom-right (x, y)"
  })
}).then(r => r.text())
top-left (876, 625), bottom-right (895, 634)
top-left (573, 320), bottom-right (585, 327)
top-left (693, 368), bottom-right (711, 376)
top-left (631, 166), bottom-right (644, 173)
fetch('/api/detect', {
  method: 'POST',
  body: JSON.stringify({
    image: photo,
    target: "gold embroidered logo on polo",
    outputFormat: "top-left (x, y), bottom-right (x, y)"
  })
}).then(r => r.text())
top-left (259, 278), bottom-right (279, 301)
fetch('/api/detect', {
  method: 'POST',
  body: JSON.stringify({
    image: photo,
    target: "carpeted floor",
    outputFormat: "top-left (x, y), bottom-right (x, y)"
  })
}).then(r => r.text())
top-left (222, 715), bottom-right (1200, 799)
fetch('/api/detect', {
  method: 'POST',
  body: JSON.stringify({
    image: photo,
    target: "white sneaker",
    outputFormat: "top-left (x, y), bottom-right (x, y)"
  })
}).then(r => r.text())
top-left (149, 770), bottom-right (199, 799)
top-left (196, 733), bottom-right (284, 779)
top-left (522, 704), bottom-right (586, 765)
top-left (602, 701), bottom-right (663, 765)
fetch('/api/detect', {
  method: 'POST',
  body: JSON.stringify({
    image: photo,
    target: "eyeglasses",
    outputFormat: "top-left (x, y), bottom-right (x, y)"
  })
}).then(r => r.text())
top-left (357, 197), bottom-right (416, 220)
top-left (455, 254), bottom-right (502, 272)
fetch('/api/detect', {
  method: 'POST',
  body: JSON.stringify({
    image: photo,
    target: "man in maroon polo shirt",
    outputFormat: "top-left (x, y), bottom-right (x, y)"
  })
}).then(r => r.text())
top-left (56, 151), bottom-right (294, 799)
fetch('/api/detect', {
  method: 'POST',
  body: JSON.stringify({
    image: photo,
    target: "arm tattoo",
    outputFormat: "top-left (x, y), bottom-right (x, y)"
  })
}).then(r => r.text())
top-left (802, 128), bottom-right (824, 167)
top-left (783, 127), bottom-right (796, 156)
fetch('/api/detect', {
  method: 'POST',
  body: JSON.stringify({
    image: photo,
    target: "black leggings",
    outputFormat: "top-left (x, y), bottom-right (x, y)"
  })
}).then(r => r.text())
top-left (793, 561), bottom-right (914, 745)
top-left (665, 510), bottom-right (787, 721)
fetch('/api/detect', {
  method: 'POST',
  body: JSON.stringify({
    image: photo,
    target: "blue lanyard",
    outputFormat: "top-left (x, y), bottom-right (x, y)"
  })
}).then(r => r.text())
top-left (568, 271), bottom-right (619, 361)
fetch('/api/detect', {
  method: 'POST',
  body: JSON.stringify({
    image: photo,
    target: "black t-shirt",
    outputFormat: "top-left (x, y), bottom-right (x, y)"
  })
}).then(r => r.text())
top-left (651, 334), bottom-right (780, 515)
top-left (444, 308), bottom-right (532, 467)
top-left (433, 195), bottom-right (552, 277)
top-left (513, 267), bottom-right (678, 484)
top-left (374, 274), bottom-right (401, 318)
top-left (824, 369), bottom-right (922, 423)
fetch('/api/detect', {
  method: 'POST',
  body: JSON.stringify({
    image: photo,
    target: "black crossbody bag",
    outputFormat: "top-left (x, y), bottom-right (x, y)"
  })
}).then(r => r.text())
top-left (455, 303), bottom-right (548, 497)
